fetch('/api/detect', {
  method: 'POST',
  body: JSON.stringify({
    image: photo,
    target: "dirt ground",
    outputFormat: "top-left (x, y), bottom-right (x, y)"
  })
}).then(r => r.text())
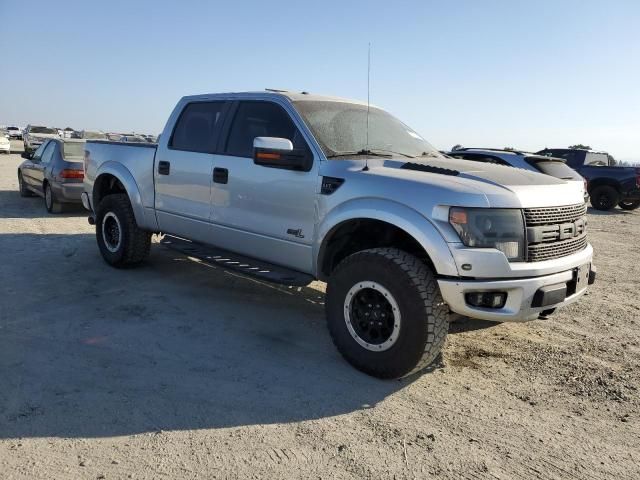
top-left (1, 139), bottom-right (638, 479)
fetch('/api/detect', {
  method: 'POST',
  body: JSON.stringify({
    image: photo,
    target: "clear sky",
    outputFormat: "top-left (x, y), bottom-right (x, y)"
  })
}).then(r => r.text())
top-left (1, 0), bottom-right (638, 160)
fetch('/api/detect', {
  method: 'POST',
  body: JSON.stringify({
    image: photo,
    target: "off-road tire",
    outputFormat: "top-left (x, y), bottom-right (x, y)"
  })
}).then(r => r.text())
top-left (18, 172), bottom-right (32, 197)
top-left (326, 248), bottom-right (449, 379)
top-left (95, 193), bottom-right (151, 268)
top-left (618, 199), bottom-right (640, 211)
top-left (44, 182), bottom-right (62, 213)
top-left (590, 185), bottom-right (620, 211)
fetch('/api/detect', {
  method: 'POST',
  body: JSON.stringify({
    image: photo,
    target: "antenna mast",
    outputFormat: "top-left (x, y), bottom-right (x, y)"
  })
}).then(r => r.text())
top-left (363, 42), bottom-right (371, 172)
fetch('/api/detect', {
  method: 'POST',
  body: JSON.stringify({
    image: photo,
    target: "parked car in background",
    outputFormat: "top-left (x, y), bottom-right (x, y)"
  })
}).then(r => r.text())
top-left (142, 134), bottom-right (157, 143)
top-left (446, 148), bottom-right (588, 203)
top-left (537, 148), bottom-right (640, 211)
top-left (80, 130), bottom-right (108, 140)
top-left (18, 138), bottom-right (85, 213)
top-left (6, 126), bottom-right (23, 139)
top-left (62, 127), bottom-right (76, 139)
top-left (118, 134), bottom-right (147, 143)
top-left (0, 132), bottom-right (11, 154)
top-left (23, 125), bottom-right (60, 154)
top-left (106, 133), bottom-right (122, 141)
top-left (82, 90), bottom-right (595, 378)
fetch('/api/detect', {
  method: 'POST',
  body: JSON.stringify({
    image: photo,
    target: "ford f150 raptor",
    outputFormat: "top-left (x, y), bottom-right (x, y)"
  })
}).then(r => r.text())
top-left (82, 91), bottom-right (596, 378)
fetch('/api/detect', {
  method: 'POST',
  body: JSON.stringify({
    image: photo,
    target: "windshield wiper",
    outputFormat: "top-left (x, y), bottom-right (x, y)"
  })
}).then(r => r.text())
top-left (368, 148), bottom-right (416, 159)
top-left (326, 149), bottom-right (393, 159)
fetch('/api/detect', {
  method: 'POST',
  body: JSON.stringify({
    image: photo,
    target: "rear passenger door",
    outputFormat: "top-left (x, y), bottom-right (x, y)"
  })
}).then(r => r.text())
top-left (209, 100), bottom-right (318, 273)
top-left (154, 101), bottom-right (228, 242)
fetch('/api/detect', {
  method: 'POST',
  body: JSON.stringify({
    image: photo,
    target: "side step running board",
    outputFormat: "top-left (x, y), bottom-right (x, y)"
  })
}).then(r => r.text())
top-left (160, 235), bottom-right (314, 287)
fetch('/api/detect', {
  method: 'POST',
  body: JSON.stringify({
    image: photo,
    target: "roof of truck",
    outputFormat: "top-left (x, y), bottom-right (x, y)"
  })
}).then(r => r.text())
top-left (182, 90), bottom-right (370, 107)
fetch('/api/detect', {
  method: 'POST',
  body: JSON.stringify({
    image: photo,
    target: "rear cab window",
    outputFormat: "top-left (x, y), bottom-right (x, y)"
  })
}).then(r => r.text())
top-left (224, 101), bottom-right (309, 158)
top-left (170, 101), bottom-right (227, 153)
top-left (584, 152), bottom-right (609, 166)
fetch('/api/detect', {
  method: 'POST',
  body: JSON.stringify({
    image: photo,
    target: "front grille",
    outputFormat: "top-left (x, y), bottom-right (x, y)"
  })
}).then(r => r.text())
top-left (524, 204), bottom-right (588, 261)
top-left (524, 203), bottom-right (587, 226)
top-left (527, 234), bottom-right (588, 262)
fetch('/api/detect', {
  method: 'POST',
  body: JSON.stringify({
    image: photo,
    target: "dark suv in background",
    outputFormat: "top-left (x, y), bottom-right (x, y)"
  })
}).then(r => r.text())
top-left (537, 148), bottom-right (640, 211)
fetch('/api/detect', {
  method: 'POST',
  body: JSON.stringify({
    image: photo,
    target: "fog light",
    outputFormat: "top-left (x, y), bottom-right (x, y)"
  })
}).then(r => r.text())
top-left (465, 292), bottom-right (507, 309)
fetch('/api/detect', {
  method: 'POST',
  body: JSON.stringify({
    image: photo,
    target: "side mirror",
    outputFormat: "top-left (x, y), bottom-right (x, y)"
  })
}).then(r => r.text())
top-left (21, 151), bottom-right (33, 160)
top-left (253, 137), bottom-right (312, 172)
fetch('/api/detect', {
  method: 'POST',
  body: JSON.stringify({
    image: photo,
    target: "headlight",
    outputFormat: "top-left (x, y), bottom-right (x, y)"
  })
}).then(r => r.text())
top-left (449, 207), bottom-right (525, 261)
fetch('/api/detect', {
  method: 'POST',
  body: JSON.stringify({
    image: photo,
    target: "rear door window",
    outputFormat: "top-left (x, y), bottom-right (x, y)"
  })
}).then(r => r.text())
top-left (224, 101), bottom-right (307, 158)
top-left (170, 101), bottom-right (226, 153)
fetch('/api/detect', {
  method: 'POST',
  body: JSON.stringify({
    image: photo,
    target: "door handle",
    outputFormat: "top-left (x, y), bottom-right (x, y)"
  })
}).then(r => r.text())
top-left (158, 161), bottom-right (170, 175)
top-left (213, 167), bottom-right (228, 184)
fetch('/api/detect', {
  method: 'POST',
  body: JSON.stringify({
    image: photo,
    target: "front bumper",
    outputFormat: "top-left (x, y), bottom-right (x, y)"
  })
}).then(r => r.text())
top-left (438, 263), bottom-right (596, 322)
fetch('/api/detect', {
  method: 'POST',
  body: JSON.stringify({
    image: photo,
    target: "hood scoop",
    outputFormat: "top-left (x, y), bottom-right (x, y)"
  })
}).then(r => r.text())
top-left (400, 162), bottom-right (459, 176)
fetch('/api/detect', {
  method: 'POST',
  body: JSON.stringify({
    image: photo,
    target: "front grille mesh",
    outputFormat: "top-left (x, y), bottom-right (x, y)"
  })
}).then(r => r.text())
top-left (527, 234), bottom-right (588, 262)
top-left (524, 203), bottom-right (587, 226)
top-left (524, 204), bottom-right (588, 261)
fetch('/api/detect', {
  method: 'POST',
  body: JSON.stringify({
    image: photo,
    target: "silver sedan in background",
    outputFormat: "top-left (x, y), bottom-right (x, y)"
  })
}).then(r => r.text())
top-left (18, 138), bottom-right (86, 213)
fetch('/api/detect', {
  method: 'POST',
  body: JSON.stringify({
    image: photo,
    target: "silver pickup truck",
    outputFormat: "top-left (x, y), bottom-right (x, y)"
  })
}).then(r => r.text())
top-left (82, 91), bottom-right (595, 378)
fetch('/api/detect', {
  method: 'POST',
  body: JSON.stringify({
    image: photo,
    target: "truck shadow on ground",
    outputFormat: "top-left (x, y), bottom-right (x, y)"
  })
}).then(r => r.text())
top-left (0, 190), bottom-right (87, 218)
top-left (0, 233), bottom-right (486, 439)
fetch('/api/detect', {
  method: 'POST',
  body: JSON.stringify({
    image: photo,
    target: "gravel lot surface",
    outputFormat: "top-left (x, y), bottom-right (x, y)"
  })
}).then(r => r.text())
top-left (1, 140), bottom-right (638, 479)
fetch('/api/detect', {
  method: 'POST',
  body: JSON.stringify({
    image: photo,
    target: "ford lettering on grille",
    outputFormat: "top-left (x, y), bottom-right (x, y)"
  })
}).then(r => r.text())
top-left (523, 204), bottom-right (588, 262)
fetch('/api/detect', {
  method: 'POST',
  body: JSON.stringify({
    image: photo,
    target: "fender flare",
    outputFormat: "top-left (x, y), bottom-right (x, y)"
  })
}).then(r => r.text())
top-left (314, 198), bottom-right (458, 278)
top-left (93, 161), bottom-right (157, 231)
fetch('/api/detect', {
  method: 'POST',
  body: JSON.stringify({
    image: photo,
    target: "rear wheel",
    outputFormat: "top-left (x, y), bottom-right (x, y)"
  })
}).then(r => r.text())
top-left (18, 172), bottom-right (32, 197)
top-left (44, 183), bottom-right (62, 213)
top-left (326, 248), bottom-right (449, 379)
top-left (590, 185), bottom-right (620, 211)
top-left (95, 193), bottom-right (151, 268)
top-left (618, 199), bottom-right (640, 211)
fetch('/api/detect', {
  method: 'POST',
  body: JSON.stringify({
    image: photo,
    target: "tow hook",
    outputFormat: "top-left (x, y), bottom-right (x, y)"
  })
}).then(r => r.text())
top-left (88, 214), bottom-right (96, 225)
top-left (538, 308), bottom-right (556, 320)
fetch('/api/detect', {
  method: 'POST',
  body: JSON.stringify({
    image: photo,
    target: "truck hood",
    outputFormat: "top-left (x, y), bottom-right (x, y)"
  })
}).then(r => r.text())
top-left (319, 156), bottom-right (586, 210)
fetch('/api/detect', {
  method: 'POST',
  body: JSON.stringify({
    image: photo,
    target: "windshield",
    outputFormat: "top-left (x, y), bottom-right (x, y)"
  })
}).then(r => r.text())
top-left (293, 101), bottom-right (441, 158)
top-left (30, 126), bottom-right (57, 134)
top-left (63, 142), bottom-right (85, 158)
top-left (7, 127), bottom-right (18, 131)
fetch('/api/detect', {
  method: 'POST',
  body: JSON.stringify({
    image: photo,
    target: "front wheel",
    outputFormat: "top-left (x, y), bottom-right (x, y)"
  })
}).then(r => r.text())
top-left (18, 172), bottom-right (32, 197)
top-left (618, 199), bottom-right (640, 211)
top-left (326, 248), bottom-right (449, 379)
top-left (590, 185), bottom-right (620, 211)
top-left (95, 193), bottom-right (151, 268)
